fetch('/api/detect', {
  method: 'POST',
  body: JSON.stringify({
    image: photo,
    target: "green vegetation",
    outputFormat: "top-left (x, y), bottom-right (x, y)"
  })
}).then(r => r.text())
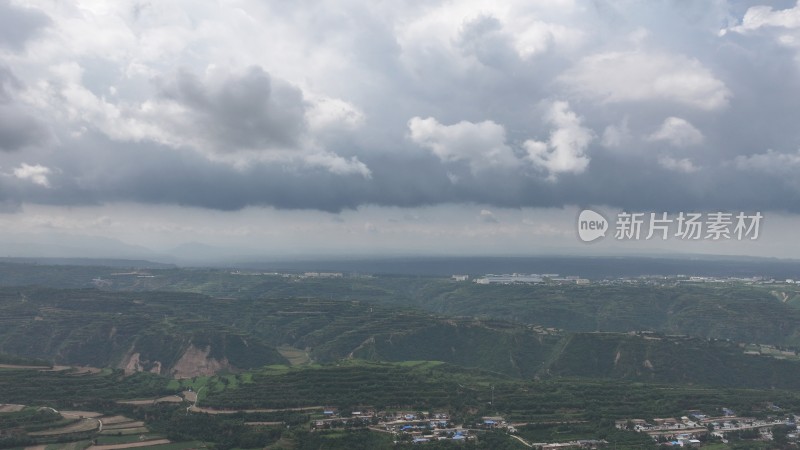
top-left (271, 280), bottom-right (800, 348)
top-left (5, 284), bottom-right (800, 388)
top-left (291, 429), bottom-right (395, 449)
top-left (22, 265), bottom-right (800, 347)
top-left (196, 360), bottom-right (800, 423)
top-left (0, 352), bottom-right (50, 366)
top-left (4, 262), bottom-right (800, 345)
top-left (0, 287), bottom-right (287, 373)
top-left (3, 262), bottom-right (800, 448)
top-left (140, 406), bottom-right (284, 449)
top-left (0, 367), bottom-right (168, 407)
top-left (5, 359), bottom-right (799, 448)
top-left (546, 332), bottom-right (800, 389)
top-left (0, 407), bottom-right (62, 433)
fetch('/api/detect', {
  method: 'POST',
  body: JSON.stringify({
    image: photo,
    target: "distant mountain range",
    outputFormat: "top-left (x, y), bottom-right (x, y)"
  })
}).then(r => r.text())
top-left (3, 253), bottom-right (800, 279)
top-left (2, 233), bottom-right (800, 278)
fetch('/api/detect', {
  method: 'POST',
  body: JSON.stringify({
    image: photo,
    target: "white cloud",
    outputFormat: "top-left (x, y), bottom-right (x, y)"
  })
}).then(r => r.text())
top-left (511, 18), bottom-right (583, 60)
top-left (601, 118), bottom-right (631, 149)
top-left (13, 163), bottom-right (52, 187)
top-left (559, 50), bottom-right (731, 110)
top-left (303, 152), bottom-right (372, 178)
top-left (306, 96), bottom-right (365, 133)
top-left (446, 171), bottom-right (459, 184)
top-left (732, 149), bottom-right (800, 191)
top-left (734, 149), bottom-right (800, 172)
top-left (28, 62), bottom-right (373, 178)
top-left (722, 2), bottom-right (800, 59)
top-left (524, 101), bottom-right (592, 179)
top-left (658, 156), bottom-right (699, 173)
top-left (647, 117), bottom-right (704, 147)
top-left (25, 214), bottom-right (116, 230)
top-left (723, 2), bottom-right (800, 34)
top-left (478, 209), bottom-right (498, 223)
top-left (409, 101), bottom-right (593, 180)
top-left (408, 116), bottom-right (519, 172)
top-left (397, 0), bottom-right (583, 79)
top-left (31, 62), bottom-right (165, 144)
top-left (778, 34), bottom-right (800, 47)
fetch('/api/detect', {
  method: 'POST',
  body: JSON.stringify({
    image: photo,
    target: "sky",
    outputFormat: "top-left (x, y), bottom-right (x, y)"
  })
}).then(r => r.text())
top-left (1, 0), bottom-right (800, 262)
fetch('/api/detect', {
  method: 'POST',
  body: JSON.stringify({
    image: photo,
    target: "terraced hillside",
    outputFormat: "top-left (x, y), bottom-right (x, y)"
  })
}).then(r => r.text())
top-left (2, 262), bottom-right (800, 348)
top-left (545, 332), bottom-right (800, 388)
top-left (244, 279), bottom-right (800, 348)
top-left (0, 287), bottom-right (561, 378)
top-left (0, 288), bottom-right (287, 375)
top-left (5, 286), bottom-right (800, 389)
top-left (197, 360), bottom-right (800, 422)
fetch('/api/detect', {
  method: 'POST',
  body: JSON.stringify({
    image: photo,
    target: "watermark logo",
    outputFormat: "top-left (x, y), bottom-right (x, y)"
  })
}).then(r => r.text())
top-left (577, 209), bottom-right (608, 242)
top-left (577, 210), bottom-right (763, 243)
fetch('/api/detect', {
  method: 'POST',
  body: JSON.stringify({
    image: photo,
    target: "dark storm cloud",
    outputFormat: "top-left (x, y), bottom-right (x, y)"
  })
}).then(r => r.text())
top-left (0, 108), bottom-right (50, 152)
top-left (6, 128), bottom-right (797, 214)
top-left (0, 66), bottom-right (20, 102)
top-left (2, 1), bottom-right (800, 214)
top-left (0, 0), bottom-right (50, 50)
top-left (157, 66), bottom-right (307, 151)
top-left (6, 134), bottom-right (370, 212)
top-left (0, 65), bottom-right (49, 152)
top-left (456, 15), bottom-right (518, 69)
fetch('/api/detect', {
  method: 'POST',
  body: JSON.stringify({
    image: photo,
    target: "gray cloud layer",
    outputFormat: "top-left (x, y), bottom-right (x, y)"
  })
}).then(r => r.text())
top-left (0, 65), bottom-right (49, 152)
top-left (156, 67), bottom-right (307, 151)
top-left (2, 1), bottom-right (800, 213)
top-left (0, 0), bottom-right (49, 50)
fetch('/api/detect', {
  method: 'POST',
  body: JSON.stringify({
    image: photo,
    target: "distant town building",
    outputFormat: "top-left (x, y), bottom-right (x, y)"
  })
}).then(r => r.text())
top-left (474, 274), bottom-right (544, 284)
top-left (303, 272), bottom-right (343, 278)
